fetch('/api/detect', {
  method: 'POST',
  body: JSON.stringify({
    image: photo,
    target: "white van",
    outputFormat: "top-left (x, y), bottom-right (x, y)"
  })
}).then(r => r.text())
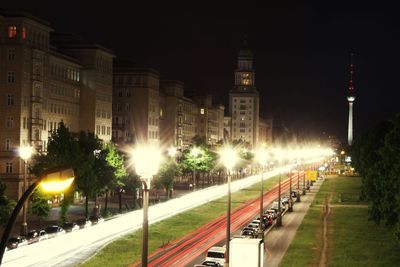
top-left (205, 246), bottom-right (226, 266)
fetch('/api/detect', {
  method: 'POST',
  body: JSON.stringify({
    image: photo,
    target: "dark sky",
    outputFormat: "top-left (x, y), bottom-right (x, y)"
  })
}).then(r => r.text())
top-left (2, 1), bottom-right (400, 144)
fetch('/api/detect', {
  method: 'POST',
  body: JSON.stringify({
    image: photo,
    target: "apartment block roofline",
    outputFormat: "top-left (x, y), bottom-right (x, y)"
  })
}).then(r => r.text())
top-left (50, 32), bottom-right (115, 56)
top-left (0, 9), bottom-right (51, 27)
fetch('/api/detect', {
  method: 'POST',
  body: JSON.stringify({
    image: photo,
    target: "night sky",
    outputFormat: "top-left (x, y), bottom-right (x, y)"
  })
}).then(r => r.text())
top-left (2, 2), bottom-right (400, 144)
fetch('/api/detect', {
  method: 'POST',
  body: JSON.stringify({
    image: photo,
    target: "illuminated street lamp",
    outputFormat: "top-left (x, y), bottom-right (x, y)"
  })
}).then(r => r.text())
top-left (220, 146), bottom-right (238, 266)
top-left (0, 167), bottom-right (75, 265)
top-left (18, 145), bottom-right (34, 236)
top-left (131, 145), bottom-right (162, 267)
top-left (255, 148), bottom-right (268, 232)
top-left (273, 147), bottom-right (286, 227)
top-left (168, 146), bottom-right (178, 158)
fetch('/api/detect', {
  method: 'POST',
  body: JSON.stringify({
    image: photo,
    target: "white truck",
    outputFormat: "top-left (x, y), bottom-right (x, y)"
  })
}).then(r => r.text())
top-left (229, 238), bottom-right (264, 267)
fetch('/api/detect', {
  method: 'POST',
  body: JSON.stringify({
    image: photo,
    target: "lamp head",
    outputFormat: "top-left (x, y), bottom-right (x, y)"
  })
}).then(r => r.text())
top-left (19, 145), bottom-right (34, 161)
top-left (131, 144), bottom-right (162, 181)
top-left (39, 167), bottom-right (75, 193)
top-left (220, 146), bottom-right (238, 171)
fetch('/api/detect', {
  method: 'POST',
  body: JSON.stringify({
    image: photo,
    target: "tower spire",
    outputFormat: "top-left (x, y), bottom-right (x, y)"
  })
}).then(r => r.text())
top-left (348, 52), bottom-right (355, 92)
top-left (347, 53), bottom-right (356, 146)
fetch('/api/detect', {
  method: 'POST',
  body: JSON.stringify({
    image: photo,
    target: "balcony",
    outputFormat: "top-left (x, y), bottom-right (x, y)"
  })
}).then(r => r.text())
top-left (31, 140), bottom-right (43, 152)
top-left (32, 74), bottom-right (43, 82)
top-left (112, 123), bottom-right (125, 129)
top-left (31, 96), bottom-right (42, 104)
top-left (30, 118), bottom-right (43, 126)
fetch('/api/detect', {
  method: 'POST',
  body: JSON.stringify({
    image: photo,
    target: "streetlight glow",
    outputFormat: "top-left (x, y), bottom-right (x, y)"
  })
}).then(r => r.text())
top-left (131, 145), bottom-right (162, 182)
top-left (18, 145), bottom-right (34, 161)
top-left (220, 147), bottom-right (238, 171)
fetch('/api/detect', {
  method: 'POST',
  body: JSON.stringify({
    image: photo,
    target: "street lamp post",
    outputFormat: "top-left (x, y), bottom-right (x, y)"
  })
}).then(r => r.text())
top-left (18, 145), bottom-right (34, 236)
top-left (302, 165), bottom-right (306, 196)
top-left (131, 145), bottom-right (162, 267)
top-left (190, 147), bottom-right (200, 191)
top-left (220, 147), bottom-right (237, 267)
top-left (288, 169), bottom-right (293, 212)
top-left (276, 172), bottom-right (282, 227)
top-left (255, 148), bottom-right (268, 233)
top-left (0, 167), bottom-right (75, 265)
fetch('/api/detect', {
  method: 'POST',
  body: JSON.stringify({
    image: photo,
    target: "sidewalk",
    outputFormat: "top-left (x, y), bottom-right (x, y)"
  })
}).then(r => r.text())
top-left (264, 178), bottom-right (324, 267)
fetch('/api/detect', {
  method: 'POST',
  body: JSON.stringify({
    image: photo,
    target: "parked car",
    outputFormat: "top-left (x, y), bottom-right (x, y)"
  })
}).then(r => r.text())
top-left (6, 236), bottom-right (28, 250)
top-left (76, 218), bottom-right (91, 229)
top-left (45, 225), bottom-right (66, 238)
top-left (247, 222), bottom-right (259, 230)
top-left (89, 215), bottom-right (104, 225)
top-left (38, 230), bottom-right (48, 241)
top-left (26, 229), bottom-right (48, 244)
top-left (240, 227), bottom-right (257, 238)
top-left (281, 195), bottom-right (290, 204)
top-left (63, 222), bottom-right (79, 232)
top-left (26, 230), bottom-right (39, 244)
top-left (264, 209), bottom-right (277, 219)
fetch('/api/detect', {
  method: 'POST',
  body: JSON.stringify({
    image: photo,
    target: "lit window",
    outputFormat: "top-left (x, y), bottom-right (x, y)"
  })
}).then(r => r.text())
top-left (8, 26), bottom-right (17, 39)
top-left (22, 27), bottom-right (26, 40)
top-left (200, 108), bottom-right (205, 114)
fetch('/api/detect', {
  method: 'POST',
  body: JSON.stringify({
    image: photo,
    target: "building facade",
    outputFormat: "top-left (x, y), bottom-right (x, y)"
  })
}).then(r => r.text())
top-left (0, 11), bottom-right (113, 199)
top-left (112, 66), bottom-right (160, 146)
top-left (195, 95), bottom-right (225, 145)
top-left (229, 45), bottom-right (260, 147)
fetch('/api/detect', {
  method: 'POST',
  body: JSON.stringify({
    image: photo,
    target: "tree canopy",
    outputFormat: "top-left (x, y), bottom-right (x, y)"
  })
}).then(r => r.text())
top-left (351, 114), bottom-right (400, 240)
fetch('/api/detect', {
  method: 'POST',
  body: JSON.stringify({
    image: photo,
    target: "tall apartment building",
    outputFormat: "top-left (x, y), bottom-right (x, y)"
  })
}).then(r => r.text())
top-left (195, 95), bottom-right (224, 145)
top-left (0, 11), bottom-right (113, 200)
top-left (229, 45), bottom-right (260, 147)
top-left (112, 64), bottom-right (160, 146)
top-left (259, 116), bottom-right (273, 145)
top-left (159, 80), bottom-right (197, 149)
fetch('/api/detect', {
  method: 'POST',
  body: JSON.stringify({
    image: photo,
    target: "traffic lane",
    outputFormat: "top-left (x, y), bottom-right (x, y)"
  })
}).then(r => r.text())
top-left (184, 178), bottom-right (300, 267)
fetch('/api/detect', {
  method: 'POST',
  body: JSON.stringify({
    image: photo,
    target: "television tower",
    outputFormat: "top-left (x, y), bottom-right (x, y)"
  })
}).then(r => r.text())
top-left (347, 53), bottom-right (355, 146)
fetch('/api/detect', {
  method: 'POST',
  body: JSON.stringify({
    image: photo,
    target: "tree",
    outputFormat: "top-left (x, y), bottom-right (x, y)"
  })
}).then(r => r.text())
top-left (103, 143), bottom-right (127, 214)
top-left (153, 158), bottom-right (182, 199)
top-left (30, 188), bottom-right (51, 227)
top-left (351, 114), bottom-right (400, 240)
top-left (0, 182), bottom-right (15, 227)
top-left (75, 131), bottom-right (102, 218)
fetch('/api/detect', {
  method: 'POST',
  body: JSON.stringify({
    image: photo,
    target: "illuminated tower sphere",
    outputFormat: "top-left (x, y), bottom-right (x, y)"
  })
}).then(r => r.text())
top-left (347, 54), bottom-right (355, 146)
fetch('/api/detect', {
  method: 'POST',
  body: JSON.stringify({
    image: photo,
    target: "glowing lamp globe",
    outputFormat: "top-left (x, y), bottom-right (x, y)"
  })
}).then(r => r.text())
top-left (220, 147), bottom-right (238, 171)
top-left (131, 145), bottom-right (162, 181)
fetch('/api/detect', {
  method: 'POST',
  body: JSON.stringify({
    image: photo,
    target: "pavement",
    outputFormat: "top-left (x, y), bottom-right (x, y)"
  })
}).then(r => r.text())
top-left (263, 178), bottom-right (324, 267)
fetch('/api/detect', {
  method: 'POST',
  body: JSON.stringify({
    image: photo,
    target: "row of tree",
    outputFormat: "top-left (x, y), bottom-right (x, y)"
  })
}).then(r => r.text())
top-left (351, 114), bottom-right (400, 240)
top-left (1, 123), bottom-right (258, 227)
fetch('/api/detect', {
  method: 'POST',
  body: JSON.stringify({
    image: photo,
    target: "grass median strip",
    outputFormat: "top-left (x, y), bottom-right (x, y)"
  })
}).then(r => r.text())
top-left (281, 176), bottom-right (400, 267)
top-left (79, 175), bottom-right (282, 267)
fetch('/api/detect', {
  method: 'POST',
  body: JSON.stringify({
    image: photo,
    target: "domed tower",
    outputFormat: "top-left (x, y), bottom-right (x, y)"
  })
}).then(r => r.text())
top-left (347, 53), bottom-right (356, 146)
top-left (229, 39), bottom-right (260, 147)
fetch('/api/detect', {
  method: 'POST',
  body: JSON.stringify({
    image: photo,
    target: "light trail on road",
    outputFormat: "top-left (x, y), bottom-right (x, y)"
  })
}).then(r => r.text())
top-left (133, 172), bottom-right (302, 267)
top-left (1, 165), bottom-right (301, 267)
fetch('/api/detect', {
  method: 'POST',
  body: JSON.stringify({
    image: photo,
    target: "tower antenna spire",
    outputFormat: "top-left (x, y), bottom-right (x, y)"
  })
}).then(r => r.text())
top-left (348, 52), bottom-right (355, 92)
top-left (347, 52), bottom-right (356, 146)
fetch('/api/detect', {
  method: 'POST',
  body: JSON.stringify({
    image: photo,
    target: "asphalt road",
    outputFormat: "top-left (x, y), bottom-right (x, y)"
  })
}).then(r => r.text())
top-left (2, 166), bottom-right (295, 267)
top-left (131, 173), bottom-right (301, 267)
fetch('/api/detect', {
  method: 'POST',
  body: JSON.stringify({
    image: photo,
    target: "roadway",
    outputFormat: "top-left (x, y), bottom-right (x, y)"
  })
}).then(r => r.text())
top-left (2, 166), bottom-right (296, 267)
top-left (131, 172), bottom-right (301, 266)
